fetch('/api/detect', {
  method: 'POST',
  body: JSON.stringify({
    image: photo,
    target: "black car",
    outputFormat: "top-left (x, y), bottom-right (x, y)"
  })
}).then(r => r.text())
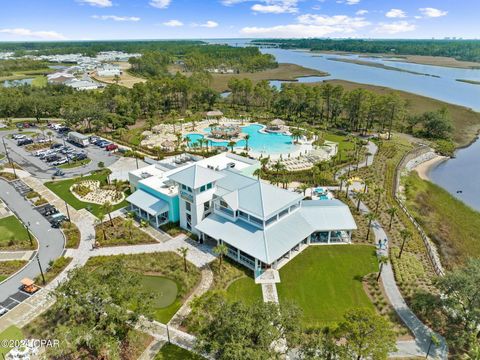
top-left (37, 204), bottom-right (58, 216)
top-left (75, 153), bottom-right (87, 161)
top-left (17, 138), bottom-right (33, 146)
top-left (51, 143), bottom-right (62, 149)
top-left (45, 154), bottom-right (61, 163)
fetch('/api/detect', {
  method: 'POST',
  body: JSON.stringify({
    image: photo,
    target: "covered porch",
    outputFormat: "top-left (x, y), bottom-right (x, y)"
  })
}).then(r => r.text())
top-left (126, 189), bottom-right (170, 228)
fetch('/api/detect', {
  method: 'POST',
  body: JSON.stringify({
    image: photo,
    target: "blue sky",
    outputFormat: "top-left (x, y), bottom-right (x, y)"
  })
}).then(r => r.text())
top-left (0, 0), bottom-right (477, 41)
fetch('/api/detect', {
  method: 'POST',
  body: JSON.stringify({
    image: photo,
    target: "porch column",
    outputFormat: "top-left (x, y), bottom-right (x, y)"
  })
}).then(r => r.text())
top-left (237, 248), bottom-right (240, 262)
top-left (307, 235), bottom-right (311, 245)
top-left (155, 215), bottom-right (159, 227)
top-left (328, 231), bottom-right (331, 244)
top-left (254, 258), bottom-right (259, 272)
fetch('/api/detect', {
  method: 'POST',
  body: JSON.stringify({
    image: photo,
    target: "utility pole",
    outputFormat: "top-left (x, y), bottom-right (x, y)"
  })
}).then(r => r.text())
top-left (134, 147), bottom-right (139, 169)
top-left (2, 137), bottom-right (17, 179)
top-left (166, 324), bottom-right (171, 344)
top-left (36, 253), bottom-right (46, 285)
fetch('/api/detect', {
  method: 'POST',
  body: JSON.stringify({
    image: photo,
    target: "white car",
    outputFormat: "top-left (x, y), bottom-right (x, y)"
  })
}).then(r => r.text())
top-left (0, 307), bottom-right (7, 316)
top-left (52, 158), bottom-right (68, 166)
top-left (12, 134), bottom-right (26, 140)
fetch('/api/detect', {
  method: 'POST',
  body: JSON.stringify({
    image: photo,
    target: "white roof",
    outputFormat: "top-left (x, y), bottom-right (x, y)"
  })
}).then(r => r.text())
top-left (196, 199), bottom-right (356, 264)
top-left (168, 164), bottom-right (225, 189)
top-left (126, 189), bottom-right (169, 215)
top-left (237, 181), bottom-right (303, 219)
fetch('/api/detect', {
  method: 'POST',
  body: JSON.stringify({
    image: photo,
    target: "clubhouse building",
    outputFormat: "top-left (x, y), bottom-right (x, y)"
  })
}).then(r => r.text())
top-left (127, 153), bottom-right (356, 273)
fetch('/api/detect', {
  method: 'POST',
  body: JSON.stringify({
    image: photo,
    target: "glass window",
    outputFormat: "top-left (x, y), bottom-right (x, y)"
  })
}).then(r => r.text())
top-left (290, 203), bottom-right (299, 212)
top-left (279, 208), bottom-right (289, 218)
top-left (185, 202), bottom-right (191, 211)
top-left (250, 216), bottom-right (263, 226)
top-left (238, 210), bottom-right (248, 220)
top-left (266, 215), bottom-right (277, 226)
top-left (200, 185), bottom-right (206, 192)
top-left (204, 201), bottom-right (210, 212)
top-left (206, 182), bottom-right (213, 189)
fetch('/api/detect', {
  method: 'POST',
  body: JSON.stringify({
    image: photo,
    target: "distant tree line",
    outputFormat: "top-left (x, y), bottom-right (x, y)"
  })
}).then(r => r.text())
top-left (253, 39), bottom-right (480, 63)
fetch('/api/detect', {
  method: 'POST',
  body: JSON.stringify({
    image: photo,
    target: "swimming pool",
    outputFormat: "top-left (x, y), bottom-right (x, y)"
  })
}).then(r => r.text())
top-left (186, 124), bottom-right (297, 155)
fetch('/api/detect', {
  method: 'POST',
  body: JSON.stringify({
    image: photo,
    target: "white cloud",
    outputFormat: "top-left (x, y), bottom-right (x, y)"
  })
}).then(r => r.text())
top-left (76, 0), bottom-right (112, 7)
top-left (374, 21), bottom-right (416, 34)
top-left (163, 19), bottom-right (183, 27)
top-left (149, 0), bottom-right (171, 9)
top-left (241, 13), bottom-right (370, 37)
top-left (200, 20), bottom-right (219, 28)
top-left (251, 3), bottom-right (297, 14)
top-left (385, 9), bottom-right (406, 18)
top-left (92, 15), bottom-right (140, 21)
top-left (0, 28), bottom-right (66, 40)
top-left (356, 9), bottom-right (368, 15)
top-left (419, 7), bottom-right (447, 18)
top-left (222, 0), bottom-right (298, 14)
top-left (337, 0), bottom-right (360, 5)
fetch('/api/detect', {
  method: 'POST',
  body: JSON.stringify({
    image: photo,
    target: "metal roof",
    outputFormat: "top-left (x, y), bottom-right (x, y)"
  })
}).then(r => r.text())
top-left (168, 164), bottom-right (225, 189)
top-left (126, 189), bottom-right (169, 216)
top-left (196, 199), bottom-right (356, 264)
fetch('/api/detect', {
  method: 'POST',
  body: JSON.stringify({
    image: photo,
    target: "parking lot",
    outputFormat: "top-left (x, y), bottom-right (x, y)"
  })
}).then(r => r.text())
top-left (0, 290), bottom-right (35, 312)
top-left (1, 126), bottom-right (119, 179)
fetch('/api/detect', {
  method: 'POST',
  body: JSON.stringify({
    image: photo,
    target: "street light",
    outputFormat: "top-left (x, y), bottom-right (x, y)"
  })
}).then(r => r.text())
top-left (64, 200), bottom-right (71, 220)
top-left (166, 324), bottom-right (171, 344)
top-left (62, 138), bottom-right (70, 164)
top-left (24, 221), bottom-right (33, 246)
top-left (36, 253), bottom-right (46, 285)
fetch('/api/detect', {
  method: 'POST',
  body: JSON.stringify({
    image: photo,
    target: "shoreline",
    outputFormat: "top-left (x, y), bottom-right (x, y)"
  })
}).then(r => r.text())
top-left (412, 155), bottom-right (448, 181)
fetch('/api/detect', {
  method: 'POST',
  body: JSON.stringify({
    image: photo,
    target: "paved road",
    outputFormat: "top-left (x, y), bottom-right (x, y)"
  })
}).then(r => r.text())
top-left (0, 180), bottom-right (65, 303)
top-left (335, 140), bottom-right (378, 180)
top-left (1, 129), bottom-right (118, 179)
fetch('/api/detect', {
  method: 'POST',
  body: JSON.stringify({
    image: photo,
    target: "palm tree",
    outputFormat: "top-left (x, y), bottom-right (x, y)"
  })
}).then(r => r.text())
top-left (345, 180), bottom-right (351, 200)
top-left (244, 134), bottom-right (250, 151)
top-left (386, 207), bottom-right (398, 230)
top-left (227, 140), bottom-right (236, 152)
top-left (253, 168), bottom-right (263, 180)
top-left (272, 160), bottom-right (285, 177)
top-left (175, 132), bottom-right (183, 150)
top-left (101, 201), bottom-right (114, 226)
top-left (260, 157), bottom-right (269, 170)
top-left (364, 212), bottom-right (376, 241)
top-left (377, 255), bottom-right (389, 282)
top-left (299, 183), bottom-right (309, 196)
top-left (356, 192), bottom-right (365, 212)
top-left (213, 242), bottom-right (228, 270)
top-left (398, 229), bottom-right (412, 259)
top-left (374, 187), bottom-right (384, 213)
top-left (362, 179), bottom-right (371, 193)
top-left (96, 210), bottom-right (107, 240)
top-left (178, 246), bottom-right (189, 272)
top-left (124, 218), bottom-right (134, 239)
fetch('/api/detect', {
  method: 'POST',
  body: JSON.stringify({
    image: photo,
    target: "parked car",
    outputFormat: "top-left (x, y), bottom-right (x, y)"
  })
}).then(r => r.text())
top-left (17, 138), bottom-right (33, 146)
top-left (51, 143), bottom-right (62, 149)
top-left (89, 136), bottom-right (100, 144)
top-left (105, 144), bottom-right (118, 151)
top-left (54, 169), bottom-right (65, 176)
top-left (45, 155), bottom-right (61, 163)
top-left (12, 134), bottom-right (26, 140)
top-left (75, 153), bottom-right (88, 161)
top-left (38, 205), bottom-right (58, 216)
top-left (21, 278), bottom-right (40, 294)
top-left (0, 307), bottom-right (7, 317)
top-left (52, 158), bottom-right (68, 166)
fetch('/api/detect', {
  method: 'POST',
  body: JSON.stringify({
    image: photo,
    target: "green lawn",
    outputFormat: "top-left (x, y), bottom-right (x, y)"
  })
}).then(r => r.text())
top-left (44, 170), bottom-right (128, 217)
top-left (0, 326), bottom-right (23, 357)
top-left (58, 158), bottom-right (92, 169)
top-left (277, 245), bottom-right (378, 327)
top-left (0, 215), bottom-right (34, 250)
top-left (139, 275), bottom-right (180, 323)
top-left (323, 132), bottom-right (356, 153)
top-left (155, 343), bottom-right (203, 360)
top-left (226, 277), bottom-right (263, 305)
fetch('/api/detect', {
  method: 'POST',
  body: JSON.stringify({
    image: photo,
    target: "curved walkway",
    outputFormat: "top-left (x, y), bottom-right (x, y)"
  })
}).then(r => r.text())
top-left (353, 194), bottom-right (447, 358)
top-left (338, 138), bottom-right (447, 358)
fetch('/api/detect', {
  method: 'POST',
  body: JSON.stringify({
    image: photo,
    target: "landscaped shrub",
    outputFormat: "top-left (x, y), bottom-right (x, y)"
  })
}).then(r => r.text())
top-left (71, 183), bottom-right (92, 197)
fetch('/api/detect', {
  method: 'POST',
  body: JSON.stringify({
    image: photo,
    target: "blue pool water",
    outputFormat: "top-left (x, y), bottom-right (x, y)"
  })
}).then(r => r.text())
top-left (186, 124), bottom-right (296, 155)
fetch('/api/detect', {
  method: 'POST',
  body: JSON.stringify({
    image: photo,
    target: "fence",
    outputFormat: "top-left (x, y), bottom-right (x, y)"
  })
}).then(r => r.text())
top-left (392, 144), bottom-right (445, 277)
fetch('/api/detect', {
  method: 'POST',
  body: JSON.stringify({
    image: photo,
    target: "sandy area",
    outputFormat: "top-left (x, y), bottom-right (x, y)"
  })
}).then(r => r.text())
top-left (413, 155), bottom-right (448, 180)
